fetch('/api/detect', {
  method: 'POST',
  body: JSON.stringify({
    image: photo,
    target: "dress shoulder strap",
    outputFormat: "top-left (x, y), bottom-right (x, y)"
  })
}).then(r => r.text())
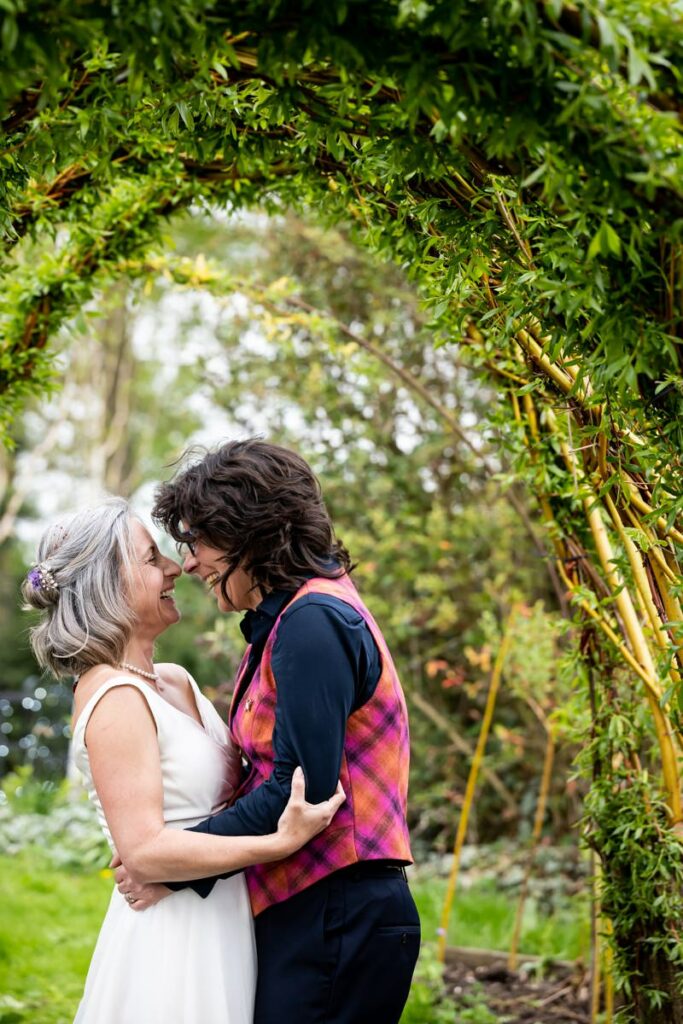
top-left (72, 676), bottom-right (160, 745)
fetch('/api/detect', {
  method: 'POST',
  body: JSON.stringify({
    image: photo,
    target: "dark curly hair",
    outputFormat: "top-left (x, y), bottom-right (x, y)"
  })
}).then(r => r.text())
top-left (152, 439), bottom-right (353, 596)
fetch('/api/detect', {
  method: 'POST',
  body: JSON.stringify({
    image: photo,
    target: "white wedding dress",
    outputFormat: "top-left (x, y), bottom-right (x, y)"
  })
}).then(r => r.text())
top-left (71, 675), bottom-right (256, 1024)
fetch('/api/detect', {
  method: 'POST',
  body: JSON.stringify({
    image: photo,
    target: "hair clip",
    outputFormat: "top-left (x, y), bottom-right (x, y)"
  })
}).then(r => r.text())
top-left (27, 563), bottom-right (59, 598)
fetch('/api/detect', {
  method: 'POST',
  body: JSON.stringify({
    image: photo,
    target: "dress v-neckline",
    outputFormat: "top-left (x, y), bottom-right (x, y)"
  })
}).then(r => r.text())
top-left (74, 674), bottom-right (208, 737)
top-left (139, 675), bottom-right (207, 733)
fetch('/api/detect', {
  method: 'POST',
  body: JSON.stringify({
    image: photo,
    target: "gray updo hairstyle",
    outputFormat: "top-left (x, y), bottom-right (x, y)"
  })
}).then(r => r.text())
top-left (22, 497), bottom-right (138, 679)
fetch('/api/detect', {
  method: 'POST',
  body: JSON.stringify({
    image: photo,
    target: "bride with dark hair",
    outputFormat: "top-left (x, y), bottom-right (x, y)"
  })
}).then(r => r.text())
top-left (23, 496), bottom-right (344, 1024)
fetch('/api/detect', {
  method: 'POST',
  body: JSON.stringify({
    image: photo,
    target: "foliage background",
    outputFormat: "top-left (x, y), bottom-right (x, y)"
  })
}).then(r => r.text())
top-left (3, 0), bottom-right (683, 1017)
top-left (1, 209), bottom-right (570, 852)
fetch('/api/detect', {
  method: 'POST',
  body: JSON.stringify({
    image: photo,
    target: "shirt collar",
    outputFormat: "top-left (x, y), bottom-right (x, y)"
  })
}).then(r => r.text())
top-left (240, 589), bottom-right (293, 643)
top-left (239, 560), bottom-right (342, 644)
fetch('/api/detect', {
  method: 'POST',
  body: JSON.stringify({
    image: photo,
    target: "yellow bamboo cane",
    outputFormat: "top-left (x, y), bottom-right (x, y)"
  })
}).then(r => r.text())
top-left (508, 710), bottom-right (555, 971)
top-left (515, 329), bottom-right (582, 400)
top-left (556, 561), bottom-right (664, 695)
top-left (648, 557), bottom-right (683, 678)
top-left (520, 392), bottom-right (567, 561)
top-left (604, 916), bottom-right (614, 1024)
top-left (623, 504), bottom-right (680, 585)
top-left (591, 853), bottom-right (602, 1024)
top-left (437, 607), bottom-right (518, 963)
top-left (620, 504), bottom-right (683, 677)
top-left (545, 410), bottom-right (682, 822)
top-left (604, 494), bottom-right (671, 649)
top-left (514, 326), bottom-right (683, 537)
top-left (598, 428), bottom-right (609, 481)
top-left (525, 401), bottom-right (683, 702)
top-left (584, 498), bottom-right (681, 819)
top-left (604, 494), bottom-right (683, 692)
top-left (622, 477), bottom-right (683, 547)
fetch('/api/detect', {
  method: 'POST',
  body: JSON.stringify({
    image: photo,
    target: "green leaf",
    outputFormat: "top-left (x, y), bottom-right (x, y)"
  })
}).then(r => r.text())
top-left (596, 14), bottom-right (620, 58)
top-left (627, 46), bottom-right (657, 90)
top-left (520, 163), bottom-right (547, 189)
top-left (176, 101), bottom-right (194, 131)
top-left (587, 222), bottom-right (622, 261)
top-left (1, 14), bottom-right (17, 52)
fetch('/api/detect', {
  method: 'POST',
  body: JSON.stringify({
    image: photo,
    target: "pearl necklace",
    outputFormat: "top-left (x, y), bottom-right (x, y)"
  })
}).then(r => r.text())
top-left (120, 661), bottom-right (159, 684)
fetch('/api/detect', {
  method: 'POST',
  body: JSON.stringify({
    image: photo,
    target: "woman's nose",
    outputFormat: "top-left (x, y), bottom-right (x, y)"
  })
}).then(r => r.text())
top-left (183, 552), bottom-right (199, 574)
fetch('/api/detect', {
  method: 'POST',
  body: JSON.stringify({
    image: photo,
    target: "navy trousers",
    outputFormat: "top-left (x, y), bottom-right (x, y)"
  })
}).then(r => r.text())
top-left (253, 865), bottom-right (421, 1024)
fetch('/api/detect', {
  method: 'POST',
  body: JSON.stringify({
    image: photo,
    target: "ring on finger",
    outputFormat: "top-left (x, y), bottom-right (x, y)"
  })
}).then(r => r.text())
top-left (124, 893), bottom-right (137, 905)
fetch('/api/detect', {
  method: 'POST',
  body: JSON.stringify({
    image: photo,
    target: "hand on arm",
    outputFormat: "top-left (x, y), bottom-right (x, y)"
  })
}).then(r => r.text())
top-left (87, 686), bottom-right (343, 890)
top-left (109, 851), bottom-right (172, 912)
top-left (110, 768), bottom-right (343, 904)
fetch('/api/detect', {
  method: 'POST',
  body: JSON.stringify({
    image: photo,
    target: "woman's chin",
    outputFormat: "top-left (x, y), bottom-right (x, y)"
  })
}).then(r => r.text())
top-left (215, 594), bottom-right (233, 614)
top-left (160, 601), bottom-right (181, 626)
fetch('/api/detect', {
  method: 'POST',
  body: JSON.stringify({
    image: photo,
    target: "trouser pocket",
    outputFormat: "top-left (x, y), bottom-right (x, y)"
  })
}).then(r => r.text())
top-left (325, 881), bottom-right (421, 1024)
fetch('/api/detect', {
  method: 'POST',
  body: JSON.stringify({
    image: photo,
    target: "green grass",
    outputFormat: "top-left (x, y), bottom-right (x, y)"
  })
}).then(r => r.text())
top-left (0, 853), bottom-right (589, 1023)
top-left (0, 851), bottom-right (112, 1023)
top-left (411, 873), bottom-right (591, 961)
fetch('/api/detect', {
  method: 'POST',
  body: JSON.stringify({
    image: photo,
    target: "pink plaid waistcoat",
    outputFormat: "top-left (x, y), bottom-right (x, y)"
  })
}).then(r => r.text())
top-left (230, 573), bottom-right (412, 915)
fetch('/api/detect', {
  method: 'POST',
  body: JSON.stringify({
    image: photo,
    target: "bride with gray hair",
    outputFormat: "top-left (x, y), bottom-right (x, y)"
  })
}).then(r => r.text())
top-left (23, 497), bottom-right (344, 1024)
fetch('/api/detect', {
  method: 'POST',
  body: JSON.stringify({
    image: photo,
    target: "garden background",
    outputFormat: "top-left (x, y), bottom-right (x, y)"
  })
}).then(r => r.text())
top-left (1, 208), bottom-right (586, 1024)
top-left (1, 2), bottom-right (683, 1022)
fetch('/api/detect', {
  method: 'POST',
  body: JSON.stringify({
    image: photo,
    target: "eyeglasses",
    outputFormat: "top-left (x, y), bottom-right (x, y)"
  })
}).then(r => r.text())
top-left (178, 528), bottom-right (197, 557)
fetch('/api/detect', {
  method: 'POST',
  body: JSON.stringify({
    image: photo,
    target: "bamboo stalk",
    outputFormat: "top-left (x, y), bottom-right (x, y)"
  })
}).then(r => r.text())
top-left (545, 410), bottom-right (682, 821)
top-left (598, 428), bottom-right (609, 480)
top-left (510, 391), bottom-right (522, 426)
top-left (407, 689), bottom-right (517, 810)
top-left (492, 186), bottom-right (534, 266)
top-left (619, 506), bottom-right (683, 676)
top-left (649, 557), bottom-right (683, 677)
top-left (591, 852), bottom-right (602, 1024)
top-left (610, 520), bottom-right (683, 751)
top-left (515, 329), bottom-right (578, 399)
top-left (508, 712), bottom-right (555, 971)
top-left (516, 325), bottom-right (683, 511)
top-left (583, 497), bottom-right (678, 739)
top-left (556, 561), bottom-right (662, 693)
top-left (584, 497), bottom-right (681, 818)
top-left (604, 916), bottom-right (614, 1024)
top-left (520, 392), bottom-right (568, 561)
top-left (604, 493), bottom-right (669, 652)
top-left (623, 505), bottom-right (679, 585)
top-left (622, 477), bottom-right (683, 547)
top-left (437, 607), bottom-right (517, 962)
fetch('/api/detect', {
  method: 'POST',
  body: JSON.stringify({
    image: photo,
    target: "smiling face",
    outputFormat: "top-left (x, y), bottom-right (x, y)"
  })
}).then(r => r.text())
top-left (126, 520), bottom-right (182, 637)
top-left (180, 531), bottom-right (261, 614)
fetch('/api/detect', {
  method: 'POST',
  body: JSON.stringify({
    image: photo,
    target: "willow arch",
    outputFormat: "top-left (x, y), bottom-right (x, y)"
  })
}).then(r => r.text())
top-left (2, 3), bottom-right (683, 1018)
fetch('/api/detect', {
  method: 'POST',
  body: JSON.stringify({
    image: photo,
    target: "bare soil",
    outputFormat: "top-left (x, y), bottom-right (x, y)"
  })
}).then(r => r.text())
top-left (444, 949), bottom-right (593, 1023)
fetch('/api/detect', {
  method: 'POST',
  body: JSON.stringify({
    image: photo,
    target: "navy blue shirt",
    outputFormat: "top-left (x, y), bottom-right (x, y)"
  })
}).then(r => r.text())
top-left (172, 582), bottom-right (382, 895)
